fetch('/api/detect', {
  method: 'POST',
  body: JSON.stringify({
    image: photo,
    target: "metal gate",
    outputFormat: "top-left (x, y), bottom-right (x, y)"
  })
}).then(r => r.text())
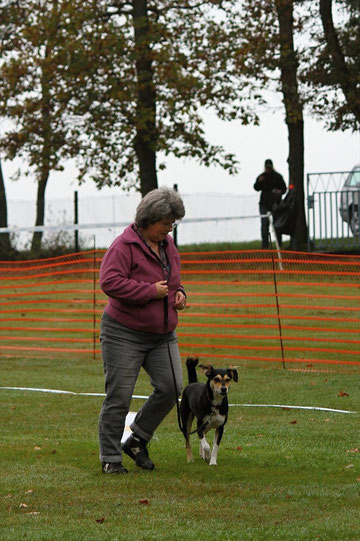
top-left (307, 167), bottom-right (360, 251)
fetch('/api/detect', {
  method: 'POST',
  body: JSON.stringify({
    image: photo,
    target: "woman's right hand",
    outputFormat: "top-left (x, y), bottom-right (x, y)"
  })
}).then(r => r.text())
top-left (155, 280), bottom-right (168, 298)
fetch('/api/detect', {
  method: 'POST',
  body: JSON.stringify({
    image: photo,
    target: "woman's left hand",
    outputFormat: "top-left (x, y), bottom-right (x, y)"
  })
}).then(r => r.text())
top-left (174, 291), bottom-right (186, 310)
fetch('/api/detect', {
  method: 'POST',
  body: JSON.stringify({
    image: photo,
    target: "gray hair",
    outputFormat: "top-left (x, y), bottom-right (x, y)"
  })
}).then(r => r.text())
top-left (135, 187), bottom-right (185, 228)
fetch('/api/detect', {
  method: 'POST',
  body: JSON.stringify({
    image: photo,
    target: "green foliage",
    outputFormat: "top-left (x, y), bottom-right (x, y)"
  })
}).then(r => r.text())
top-left (0, 0), bottom-right (82, 175)
top-left (63, 0), bottom-right (259, 191)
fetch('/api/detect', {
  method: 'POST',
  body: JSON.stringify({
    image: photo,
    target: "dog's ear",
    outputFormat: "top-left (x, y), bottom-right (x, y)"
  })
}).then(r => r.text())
top-left (227, 368), bottom-right (238, 382)
top-left (199, 364), bottom-right (214, 378)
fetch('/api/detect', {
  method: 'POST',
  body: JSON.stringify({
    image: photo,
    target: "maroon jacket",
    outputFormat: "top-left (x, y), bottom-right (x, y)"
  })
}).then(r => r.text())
top-left (100, 223), bottom-right (185, 334)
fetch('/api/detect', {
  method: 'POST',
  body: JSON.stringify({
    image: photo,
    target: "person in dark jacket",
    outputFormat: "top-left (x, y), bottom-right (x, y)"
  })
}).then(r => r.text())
top-left (254, 159), bottom-right (287, 248)
top-left (98, 187), bottom-right (186, 474)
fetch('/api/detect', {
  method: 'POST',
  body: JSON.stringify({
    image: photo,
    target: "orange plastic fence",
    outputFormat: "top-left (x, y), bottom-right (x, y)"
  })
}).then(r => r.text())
top-left (0, 249), bottom-right (359, 371)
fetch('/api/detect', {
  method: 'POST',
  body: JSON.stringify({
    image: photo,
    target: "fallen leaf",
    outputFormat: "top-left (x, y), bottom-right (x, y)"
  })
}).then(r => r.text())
top-left (356, 477), bottom-right (360, 482)
top-left (345, 464), bottom-right (354, 469)
top-left (139, 499), bottom-right (150, 505)
top-left (306, 364), bottom-right (314, 368)
top-left (19, 503), bottom-right (28, 508)
top-left (236, 446), bottom-right (243, 451)
top-left (50, 450), bottom-right (56, 455)
top-left (338, 391), bottom-right (349, 397)
top-left (325, 418), bottom-right (331, 422)
top-left (26, 512), bottom-right (40, 515)
top-left (347, 448), bottom-right (360, 454)
top-left (290, 420), bottom-right (297, 424)
top-left (34, 446), bottom-right (41, 451)
top-left (25, 490), bottom-right (33, 494)
top-left (96, 517), bottom-right (105, 524)
top-left (282, 407), bottom-right (292, 411)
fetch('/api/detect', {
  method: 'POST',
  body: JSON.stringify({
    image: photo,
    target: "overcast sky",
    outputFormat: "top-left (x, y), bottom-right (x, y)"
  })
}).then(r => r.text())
top-left (2, 104), bottom-right (359, 203)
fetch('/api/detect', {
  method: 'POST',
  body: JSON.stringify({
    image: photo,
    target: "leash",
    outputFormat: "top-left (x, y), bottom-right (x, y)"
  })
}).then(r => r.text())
top-left (164, 296), bottom-right (187, 436)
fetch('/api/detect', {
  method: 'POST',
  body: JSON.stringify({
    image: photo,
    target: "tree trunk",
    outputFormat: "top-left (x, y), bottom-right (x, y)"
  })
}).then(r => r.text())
top-left (31, 28), bottom-right (54, 254)
top-left (31, 166), bottom-right (50, 253)
top-left (319, 0), bottom-right (360, 125)
top-left (31, 79), bottom-right (51, 253)
top-left (275, 0), bottom-right (307, 250)
top-left (132, 0), bottom-right (158, 196)
top-left (0, 158), bottom-right (12, 255)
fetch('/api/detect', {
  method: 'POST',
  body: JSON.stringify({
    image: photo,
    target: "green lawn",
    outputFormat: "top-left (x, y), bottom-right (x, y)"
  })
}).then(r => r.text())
top-left (1, 355), bottom-right (360, 541)
top-left (1, 248), bottom-right (360, 539)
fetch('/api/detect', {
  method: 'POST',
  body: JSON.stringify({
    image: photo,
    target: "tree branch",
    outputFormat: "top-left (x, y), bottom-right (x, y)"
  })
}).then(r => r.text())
top-left (319, 0), bottom-right (360, 124)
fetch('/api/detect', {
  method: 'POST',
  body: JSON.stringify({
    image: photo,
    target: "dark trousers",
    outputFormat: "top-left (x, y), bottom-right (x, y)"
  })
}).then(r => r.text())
top-left (98, 312), bottom-right (183, 463)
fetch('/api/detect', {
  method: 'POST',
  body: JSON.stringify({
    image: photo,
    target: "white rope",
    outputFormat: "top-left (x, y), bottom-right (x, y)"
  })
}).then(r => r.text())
top-left (228, 403), bottom-right (355, 414)
top-left (0, 386), bottom-right (148, 400)
top-left (1, 386), bottom-right (355, 414)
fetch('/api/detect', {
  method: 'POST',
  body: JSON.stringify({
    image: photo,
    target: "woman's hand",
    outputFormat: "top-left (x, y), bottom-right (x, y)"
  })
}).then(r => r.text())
top-left (174, 290), bottom-right (186, 310)
top-left (155, 280), bottom-right (169, 298)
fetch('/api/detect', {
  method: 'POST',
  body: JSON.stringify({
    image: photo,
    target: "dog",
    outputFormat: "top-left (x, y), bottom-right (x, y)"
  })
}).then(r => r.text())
top-left (180, 357), bottom-right (238, 466)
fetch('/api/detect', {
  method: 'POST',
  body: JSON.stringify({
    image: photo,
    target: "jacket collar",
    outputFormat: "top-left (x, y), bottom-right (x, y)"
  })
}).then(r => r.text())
top-left (123, 223), bottom-right (169, 248)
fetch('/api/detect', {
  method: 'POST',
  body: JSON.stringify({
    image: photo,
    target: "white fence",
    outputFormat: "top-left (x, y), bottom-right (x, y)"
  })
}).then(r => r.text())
top-left (3, 192), bottom-right (261, 249)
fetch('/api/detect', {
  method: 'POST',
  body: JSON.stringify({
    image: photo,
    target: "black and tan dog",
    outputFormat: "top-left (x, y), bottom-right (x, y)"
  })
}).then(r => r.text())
top-left (180, 357), bottom-right (238, 466)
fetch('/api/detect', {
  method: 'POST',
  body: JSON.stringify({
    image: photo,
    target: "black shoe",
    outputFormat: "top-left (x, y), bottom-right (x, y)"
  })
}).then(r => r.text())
top-left (122, 434), bottom-right (155, 471)
top-left (102, 462), bottom-right (128, 474)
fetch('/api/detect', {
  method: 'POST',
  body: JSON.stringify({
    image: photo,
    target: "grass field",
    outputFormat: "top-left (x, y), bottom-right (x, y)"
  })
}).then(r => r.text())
top-left (1, 245), bottom-right (360, 539)
top-left (1, 354), bottom-right (360, 541)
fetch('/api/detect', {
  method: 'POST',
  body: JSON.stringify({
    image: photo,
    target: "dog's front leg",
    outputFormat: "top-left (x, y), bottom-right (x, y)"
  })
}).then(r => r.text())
top-left (209, 442), bottom-right (219, 466)
top-left (199, 436), bottom-right (211, 463)
top-left (209, 426), bottom-right (223, 466)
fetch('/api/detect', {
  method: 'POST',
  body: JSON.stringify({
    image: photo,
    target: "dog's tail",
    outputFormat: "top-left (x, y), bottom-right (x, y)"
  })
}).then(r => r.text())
top-left (186, 356), bottom-right (199, 384)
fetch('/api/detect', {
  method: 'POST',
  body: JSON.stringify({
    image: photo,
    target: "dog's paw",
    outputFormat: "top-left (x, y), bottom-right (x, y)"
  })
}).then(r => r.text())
top-left (209, 458), bottom-right (217, 466)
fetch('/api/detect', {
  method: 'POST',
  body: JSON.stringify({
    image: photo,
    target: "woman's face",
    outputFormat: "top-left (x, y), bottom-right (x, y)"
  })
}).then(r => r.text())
top-left (143, 218), bottom-right (175, 242)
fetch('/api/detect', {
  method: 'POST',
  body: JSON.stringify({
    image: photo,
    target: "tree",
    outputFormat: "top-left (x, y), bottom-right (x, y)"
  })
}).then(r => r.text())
top-left (274, 0), bottom-right (307, 249)
top-left (132, 0), bottom-right (157, 195)
top-left (0, 1), bottom-right (15, 256)
top-left (0, 0), bottom-right (261, 246)
top-left (64, 0), bottom-right (259, 196)
top-left (319, 0), bottom-right (360, 128)
top-left (0, 0), bottom-right (87, 252)
top-left (304, 0), bottom-right (360, 131)
top-left (233, 0), bottom-right (308, 249)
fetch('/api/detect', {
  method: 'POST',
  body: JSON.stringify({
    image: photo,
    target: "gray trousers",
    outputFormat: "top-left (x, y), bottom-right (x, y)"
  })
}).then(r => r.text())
top-left (99, 312), bottom-right (183, 464)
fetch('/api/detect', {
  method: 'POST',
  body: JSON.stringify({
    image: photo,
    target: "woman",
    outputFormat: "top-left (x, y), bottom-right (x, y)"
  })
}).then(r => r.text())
top-left (99, 187), bottom-right (186, 474)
